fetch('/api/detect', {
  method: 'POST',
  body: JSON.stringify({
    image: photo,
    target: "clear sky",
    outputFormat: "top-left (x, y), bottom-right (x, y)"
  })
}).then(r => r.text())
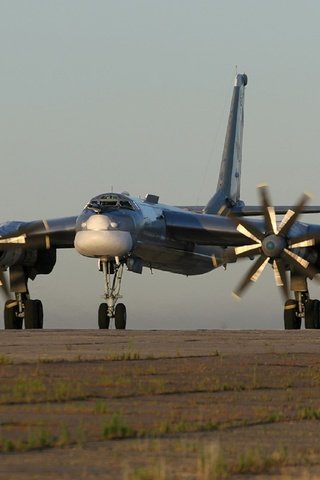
top-left (1, 0), bottom-right (320, 329)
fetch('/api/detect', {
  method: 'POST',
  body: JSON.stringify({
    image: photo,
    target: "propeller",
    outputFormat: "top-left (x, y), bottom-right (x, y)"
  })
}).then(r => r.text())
top-left (231, 185), bottom-right (320, 299)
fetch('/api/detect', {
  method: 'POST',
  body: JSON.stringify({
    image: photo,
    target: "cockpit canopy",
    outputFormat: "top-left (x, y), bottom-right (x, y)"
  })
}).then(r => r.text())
top-left (85, 193), bottom-right (136, 212)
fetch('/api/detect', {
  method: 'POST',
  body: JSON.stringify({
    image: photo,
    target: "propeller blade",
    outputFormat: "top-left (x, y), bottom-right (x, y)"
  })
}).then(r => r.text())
top-left (278, 193), bottom-right (311, 236)
top-left (230, 215), bottom-right (264, 244)
top-left (234, 243), bottom-right (262, 257)
top-left (282, 249), bottom-right (320, 283)
top-left (288, 233), bottom-right (320, 249)
top-left (258, 184), bottom-right (278, 234)
top-left (273, 259), bottom-right (289, 299)
top-left (233, 255), bottom-right (269, 298)
top-left (283, 248), bottom-right (310, 270)
top-left (290, 239), bottom-right (316, 248)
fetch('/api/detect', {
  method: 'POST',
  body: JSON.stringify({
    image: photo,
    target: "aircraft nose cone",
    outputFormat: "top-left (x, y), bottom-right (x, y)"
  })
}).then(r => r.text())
top-left (86, 215), bottom-right (115, 231)
top-left (74, 214), bottom-right (132, 258)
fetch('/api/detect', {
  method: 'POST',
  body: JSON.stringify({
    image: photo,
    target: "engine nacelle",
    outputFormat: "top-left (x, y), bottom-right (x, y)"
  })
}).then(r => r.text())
top-left (0, 248), bottom-right (37, 267)
top-left (0, 248), bottom-right (57, 279)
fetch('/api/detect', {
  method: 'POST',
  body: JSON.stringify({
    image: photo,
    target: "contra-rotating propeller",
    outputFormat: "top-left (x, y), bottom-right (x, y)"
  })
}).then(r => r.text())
top-left (231, 184), bottom-right (320, 299)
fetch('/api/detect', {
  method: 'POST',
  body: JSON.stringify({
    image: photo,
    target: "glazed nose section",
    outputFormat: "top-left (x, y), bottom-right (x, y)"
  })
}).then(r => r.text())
top-left (86, 214), bottom-right (113, 230)
top-left (74, 214), bottom-right (133, 258)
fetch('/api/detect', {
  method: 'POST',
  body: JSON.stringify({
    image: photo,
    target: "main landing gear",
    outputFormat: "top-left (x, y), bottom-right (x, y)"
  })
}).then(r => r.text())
top-left (284, 281), bottom-right (320, 330)
top-left (4, 294), bottom-right (43, 330)
top-left (98, 259), bottom-right (127, 330)
top-left (3, 267), bottom-right (44, 330)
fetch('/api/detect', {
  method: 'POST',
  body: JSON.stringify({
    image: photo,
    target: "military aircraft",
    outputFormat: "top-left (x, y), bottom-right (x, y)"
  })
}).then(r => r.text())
top-left (2, 73), bottom-right (320, 330)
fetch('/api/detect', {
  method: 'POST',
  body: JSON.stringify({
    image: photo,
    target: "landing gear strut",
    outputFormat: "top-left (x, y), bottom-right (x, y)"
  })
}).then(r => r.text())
top-left (98, 259), bottom-right (127, 329)
top-left (3, 268), bottom-right (44, 330)
top-left (283, 275), bottom-right (320, 330)
top-left (4, 294), bottom-right (43, 330)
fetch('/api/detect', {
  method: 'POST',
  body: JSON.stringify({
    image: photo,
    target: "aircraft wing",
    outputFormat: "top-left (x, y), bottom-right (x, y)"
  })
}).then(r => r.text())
top-left (164, 210), bottom-right (253, 246)
top-left (0, 216), bottom-right (77, 250)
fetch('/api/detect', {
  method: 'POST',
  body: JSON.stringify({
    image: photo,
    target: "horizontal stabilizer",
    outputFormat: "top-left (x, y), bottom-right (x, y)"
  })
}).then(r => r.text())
top-left (178, 205), bottom-right (320, 216)
top-left (231, 205), bottom-right (320, 216)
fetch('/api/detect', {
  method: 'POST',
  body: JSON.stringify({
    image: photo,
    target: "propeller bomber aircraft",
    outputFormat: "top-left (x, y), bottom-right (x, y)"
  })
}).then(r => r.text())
top-left (2, 73), bottom-right (320, 330)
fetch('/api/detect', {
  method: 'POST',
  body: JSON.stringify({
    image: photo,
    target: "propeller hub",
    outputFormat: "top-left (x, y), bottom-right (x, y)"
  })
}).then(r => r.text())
top-left (262, 234), bottom-right (285, 258)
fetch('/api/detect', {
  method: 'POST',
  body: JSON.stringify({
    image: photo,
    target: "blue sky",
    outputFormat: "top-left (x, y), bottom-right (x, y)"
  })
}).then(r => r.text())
top-left (1, 0), bottom-right (320, 328)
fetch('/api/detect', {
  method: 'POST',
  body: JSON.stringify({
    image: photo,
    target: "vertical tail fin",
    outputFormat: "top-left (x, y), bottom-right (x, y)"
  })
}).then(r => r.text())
top-left (204, 73), bottom-right (247, 215)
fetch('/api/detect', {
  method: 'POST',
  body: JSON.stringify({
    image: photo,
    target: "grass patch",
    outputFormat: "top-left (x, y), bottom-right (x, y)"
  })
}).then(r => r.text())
top-left (158, 419), bottom-right (218, 435)
top-left (95, 399), bottom-right (108, 414)
top-left (299, 407), bottom-right (320, 420)
top-left (0, 423), bottom-right (83, 452)
top-left (0, 376), bottom-right (87, 404)
top-left (124, 463), bottom-right (166, 480)
top-left (233, 446), bottom-right (288, 474)
top-left (0, 429), bottom-right (55, 452)
top-left (102, 414), bottom-right (137, 439)
top-left (123, 444), bottom-right (289, 480)
top-left (0, 354), bottom-right (13, 365)
top-left (105, 351), bottom-right (140, 361)
top-left (265, 411), bottom-right (284, 423)
top-left (198, 443), bottom-right (228, 480)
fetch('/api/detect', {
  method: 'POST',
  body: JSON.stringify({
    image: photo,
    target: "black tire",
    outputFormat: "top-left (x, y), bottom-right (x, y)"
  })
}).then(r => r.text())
top-left (4, 300), bottom-right (22, 330)
top-left (314, 300), bottom-right (320, 329)
top-left (24, 299), bottom-right (44, 329)
top-left (98, 303), bottom-right (110, 329)
top-left (305, 299), bottom-right (320, 329)
top-left (284, 300), bottom-right (301, 330)
top-left (115, 303), bottom-right (126, 330)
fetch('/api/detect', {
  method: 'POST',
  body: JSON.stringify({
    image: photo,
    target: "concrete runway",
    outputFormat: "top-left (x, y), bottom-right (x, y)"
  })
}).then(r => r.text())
top-left (1, 329), bottom-right (320, 479)
top-left (1, 329), bottom-right (320, 363)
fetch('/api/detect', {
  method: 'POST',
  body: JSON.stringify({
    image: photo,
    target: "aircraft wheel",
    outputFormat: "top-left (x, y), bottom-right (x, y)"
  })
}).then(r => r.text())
top-left (4, 301), bottom-right (22, 329)
top-left (98, 303), bottom-right (110, 329)
top-left (115, 303), bottom-right (126, 330)
top-left (305, 299), bottom-right (320, 329)
top-left (24, 299), bottom-right (43, 329)
top-left (284, 300), bottom-right (301, 330)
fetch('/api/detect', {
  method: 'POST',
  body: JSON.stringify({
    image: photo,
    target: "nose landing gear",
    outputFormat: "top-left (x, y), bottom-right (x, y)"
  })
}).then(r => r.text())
top-left (98, 259), bottom-right (127, 329)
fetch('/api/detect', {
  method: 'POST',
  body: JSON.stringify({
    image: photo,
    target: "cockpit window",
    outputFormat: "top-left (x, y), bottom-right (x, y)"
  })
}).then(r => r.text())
top-left (85, 193), bottom-right (136, 212)
top-left (100, 194), bottom-right (119, 206)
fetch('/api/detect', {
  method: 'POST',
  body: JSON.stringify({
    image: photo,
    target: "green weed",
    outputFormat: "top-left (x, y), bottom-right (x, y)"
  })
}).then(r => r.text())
top-left (102, 414), bottom-right (136, 439)
top-left (124, 462), bottom-right (166, 480)
top-left (233, 446), bottom-right (288, 474)
top-left (75, 425), bottom-right (87, 446)
top-left (56, 424), bottom-right (71, 447)
top-left (0, 354), bottom-right (12, 365)
top-left (95, 399), bottom-right (108, 414)
top-left (198, 443), bottom-right (228, 480)
top-left (265, 411), bottom-right (284, 423)
top-left (299, 407), bottom-right (320, 420)
top-left (105, 351), bottom-right (140, 361)
top-left (0, 429), bottom-right (55, 452)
